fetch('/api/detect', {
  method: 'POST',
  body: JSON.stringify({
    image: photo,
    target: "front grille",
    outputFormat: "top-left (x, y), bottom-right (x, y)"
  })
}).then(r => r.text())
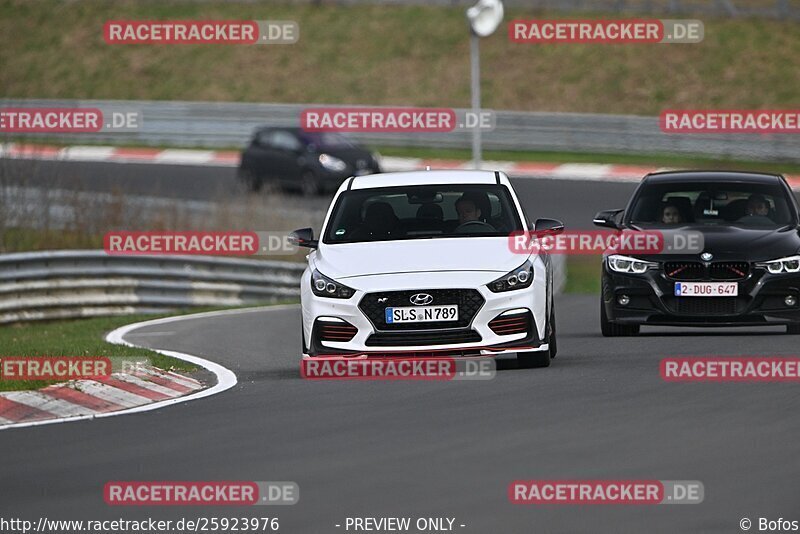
top-left (664, 262), bottom-right (705, 280)
top-left (666, 297), bottom-right (739, 315)
top-left (488, 311), bottom-right (531, 336)
top-left (665, 261), bottom-right (749, 281)
top-left (359, 289), bottom-right (484, 331)
top-left (366, 329), bottom-right (482, 347)
top-left (710, 262), bottom-right (749, 280)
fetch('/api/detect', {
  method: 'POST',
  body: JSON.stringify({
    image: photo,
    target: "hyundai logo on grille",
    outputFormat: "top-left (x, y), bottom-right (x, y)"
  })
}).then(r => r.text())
top-left (409, 293), bottom-right (433, 306)
top-left (701, 252), bottom-right (714, 261)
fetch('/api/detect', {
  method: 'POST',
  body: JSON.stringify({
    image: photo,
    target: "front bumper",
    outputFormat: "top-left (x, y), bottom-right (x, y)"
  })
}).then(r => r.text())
top-left (602, 263), bottom-right (800, 327)
top-left (301, 270), bottom-right (549, 357)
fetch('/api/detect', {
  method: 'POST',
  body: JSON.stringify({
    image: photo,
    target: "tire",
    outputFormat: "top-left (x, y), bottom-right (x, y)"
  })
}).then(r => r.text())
top-left (517, 302), bottom-right (556, 369)
top-left (548, 298), bottom-right (557, 359)
top-left (517, 350), bottom-right (550, 369)
top-left (237, 167), bottom-right (263, 193)
top-left (301, 172), bottom-right (321, 197)
top-left (787, 324), bottom-right (800, 334)
top-left (600, 297), bottom-right (640, 337)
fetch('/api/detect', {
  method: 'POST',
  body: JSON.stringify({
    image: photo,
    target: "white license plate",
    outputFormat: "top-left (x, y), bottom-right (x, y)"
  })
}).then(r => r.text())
top-left (385, 305), bottom-right (459, 323)
top-left (675, 282), bottom-right (738, 297)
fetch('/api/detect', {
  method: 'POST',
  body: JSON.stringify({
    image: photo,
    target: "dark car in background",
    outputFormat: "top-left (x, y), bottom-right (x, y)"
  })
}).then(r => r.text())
top-left (595, 171), bottom-right (800, 336)
top-left (238, 127), bottom-right (381, 195)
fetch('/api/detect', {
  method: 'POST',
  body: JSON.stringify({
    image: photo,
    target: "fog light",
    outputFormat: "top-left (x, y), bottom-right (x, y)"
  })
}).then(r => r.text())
top-left (617, 295), bottom-right (630, 306)
top-left (785, 296), bottom-right (797, 307)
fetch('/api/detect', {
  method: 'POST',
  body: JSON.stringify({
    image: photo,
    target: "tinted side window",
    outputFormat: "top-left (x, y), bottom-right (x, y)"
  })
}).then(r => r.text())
top-left (271, 131), bottom-right (302, 151)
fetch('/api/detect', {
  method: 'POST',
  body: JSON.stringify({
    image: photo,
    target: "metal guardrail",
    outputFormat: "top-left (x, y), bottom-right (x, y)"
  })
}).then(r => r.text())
top-left (305, 0), bottom-right (800, 20)
top-left (3, 99), bottom-right (799, 162)
top-left (0, 250), bottom-right (304, 324)
top-left (0, 250), bottom-right (566, 323)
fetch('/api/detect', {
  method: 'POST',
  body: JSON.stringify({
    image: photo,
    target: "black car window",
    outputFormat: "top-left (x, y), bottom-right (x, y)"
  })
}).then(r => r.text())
top-left (629, 181), bottom-right (795, 228)
top-left (255, 130), bottom-right (273, 147)
top-left (323, 184), bottom-right (523, 243)
top-left (270, 131), bottom-right (303, 151)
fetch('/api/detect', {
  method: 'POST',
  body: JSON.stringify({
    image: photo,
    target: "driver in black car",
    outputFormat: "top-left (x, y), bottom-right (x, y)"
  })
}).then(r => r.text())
top-left (738, 193), bottom-right (774, 224)
top-left (745, 194), bottom-right (770, 217)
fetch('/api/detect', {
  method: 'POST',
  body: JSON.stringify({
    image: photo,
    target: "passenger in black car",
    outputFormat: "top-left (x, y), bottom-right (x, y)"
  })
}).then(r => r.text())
top-left (661, 203), bottom-right (684, 224)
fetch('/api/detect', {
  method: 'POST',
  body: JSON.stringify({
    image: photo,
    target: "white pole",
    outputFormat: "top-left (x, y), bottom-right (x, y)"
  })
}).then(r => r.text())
top-left (470, 32), bottom-right (482, 170)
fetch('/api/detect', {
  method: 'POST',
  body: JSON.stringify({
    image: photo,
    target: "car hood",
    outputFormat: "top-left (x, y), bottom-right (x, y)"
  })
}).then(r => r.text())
top-left (313, 237), bottom-right (529, 279)
top-left (629, 224), bottom-right (800, 262)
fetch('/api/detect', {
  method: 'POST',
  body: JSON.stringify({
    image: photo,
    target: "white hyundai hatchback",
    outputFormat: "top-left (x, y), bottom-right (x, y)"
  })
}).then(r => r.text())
top-left (290, 170), bottom-right (563, 368)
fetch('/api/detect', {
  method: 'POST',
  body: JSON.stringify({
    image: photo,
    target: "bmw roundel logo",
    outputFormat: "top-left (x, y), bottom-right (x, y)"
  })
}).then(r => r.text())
top-left (701, 252), bottom-right (713, 261)
top-left (410, 293), bottom-right (433, 306)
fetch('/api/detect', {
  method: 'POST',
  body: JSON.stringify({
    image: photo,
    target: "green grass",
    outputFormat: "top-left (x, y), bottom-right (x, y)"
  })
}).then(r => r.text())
top-left (0, 227), bottom-right (103, 253)
top-left (564, 256), bottom-right (602, 294)
top-left (0, 313), bottom-right (197, 391)
top-left (1, 1), bottom-right (800, 115)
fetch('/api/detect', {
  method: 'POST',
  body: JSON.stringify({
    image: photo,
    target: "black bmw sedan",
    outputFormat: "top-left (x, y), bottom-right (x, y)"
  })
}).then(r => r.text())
top-left (238, 127), bottom-right (381, 195)
top-left (594, 170), bottom-right (800, 336)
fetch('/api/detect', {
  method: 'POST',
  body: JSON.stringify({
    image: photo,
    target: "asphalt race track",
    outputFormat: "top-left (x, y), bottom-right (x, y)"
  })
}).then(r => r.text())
top-left (2, 298), bottom-right (800, 532)
top-left (2, 158), bottom-right (642, 227)
top-left (2, 160), bottom-right (799, 532)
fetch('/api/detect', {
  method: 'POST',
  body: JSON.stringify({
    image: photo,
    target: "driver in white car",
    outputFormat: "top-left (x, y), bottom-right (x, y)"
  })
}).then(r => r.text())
top-left (455, 192), bottom-right (496, 232)
top-left (455, 193), bottom-right (483, 225)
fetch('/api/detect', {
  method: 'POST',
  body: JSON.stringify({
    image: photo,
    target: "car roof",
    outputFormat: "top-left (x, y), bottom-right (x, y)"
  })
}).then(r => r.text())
top-left (347, 170), bottom-right (506, 190)
top-left (643, 170), bottom-right (784, 185)
top-left (256, 126), bottom-right (302, 134)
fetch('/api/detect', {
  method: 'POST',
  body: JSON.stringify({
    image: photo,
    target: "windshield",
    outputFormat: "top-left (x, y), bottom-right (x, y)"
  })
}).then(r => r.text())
top-left (628, 181), bottom-right (795, 228)
top-left (323, 184), bottom-right (523, 243)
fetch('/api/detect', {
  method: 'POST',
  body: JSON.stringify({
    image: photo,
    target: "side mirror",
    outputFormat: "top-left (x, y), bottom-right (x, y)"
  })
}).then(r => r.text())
top-left (593, 209), bottom-right (624, 229)
top-left (533, 218), bottom-right (564, 235)
top-left (288, 228), bottom-right (318, 248)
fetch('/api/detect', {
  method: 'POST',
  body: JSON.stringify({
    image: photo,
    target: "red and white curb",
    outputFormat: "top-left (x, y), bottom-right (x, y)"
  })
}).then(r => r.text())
top-left (4, 142), bottom-right (798, 187)
top-left (0, 307), bottom-right (294, 430)
top-left (0, 143), bottom-right (240, 167)
top-left (0, 367), bottom-right (203, 426)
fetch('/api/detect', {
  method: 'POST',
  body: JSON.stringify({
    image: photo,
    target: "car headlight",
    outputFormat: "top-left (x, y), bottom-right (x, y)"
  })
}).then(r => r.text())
top-left (758, 255), bottom-right (800, 274)
top-left (607, 254), bottom-right (657, 274)
top-left (318, 153), bottom-right (347, 172)
top-left (311, 269), bottom-right (355, 299)
top-left (488, 260), bottom-right (534, 293)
